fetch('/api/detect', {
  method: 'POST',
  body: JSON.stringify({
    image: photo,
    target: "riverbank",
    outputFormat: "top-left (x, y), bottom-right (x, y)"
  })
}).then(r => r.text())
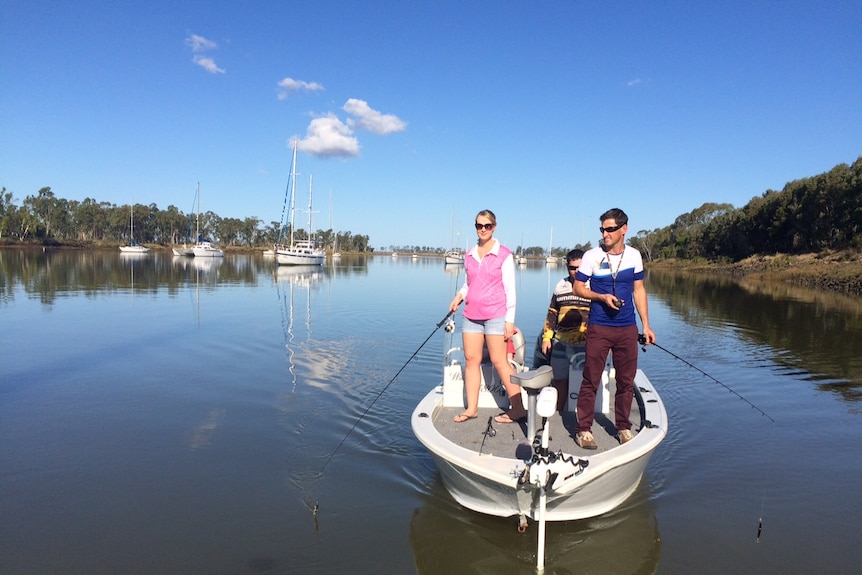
top-left (650, 251), bottom-right (862, 295)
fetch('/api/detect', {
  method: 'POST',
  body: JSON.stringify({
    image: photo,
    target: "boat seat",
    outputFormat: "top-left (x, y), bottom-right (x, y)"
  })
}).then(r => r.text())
top-left (511, 365), bottom-right (553, 390)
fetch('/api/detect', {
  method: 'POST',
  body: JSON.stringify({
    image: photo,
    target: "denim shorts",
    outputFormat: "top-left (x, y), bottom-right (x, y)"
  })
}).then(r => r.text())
top-left (462, 316), bottom-right (506, 336)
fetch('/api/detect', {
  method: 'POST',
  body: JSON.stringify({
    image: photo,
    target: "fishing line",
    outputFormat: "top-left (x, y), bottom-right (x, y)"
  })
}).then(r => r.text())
top-left (639, 333), bottom-right (776, 540)
top-left (310, 310), bottom-right (455, 508)
top-left (638, 334), bottom-right (775, 423)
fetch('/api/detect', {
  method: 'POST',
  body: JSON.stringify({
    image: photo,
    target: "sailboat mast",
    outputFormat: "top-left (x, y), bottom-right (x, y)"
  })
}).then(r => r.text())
top-left (308, 174), bottom-right (314, 246)
top-left (195, 182), bottom-right (200, 242)
top-left (289, 141), bottom-right (298, 249)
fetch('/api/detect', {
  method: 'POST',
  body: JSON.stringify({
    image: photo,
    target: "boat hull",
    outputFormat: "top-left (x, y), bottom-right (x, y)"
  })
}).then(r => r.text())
top-left (276, 251), bottom-right (324, 265)
top-left (119, 245), bottom-right (150, 254)
top-left (193, 241), bottom-right (224, 257)
top-left (412, 369), bottom-right (666, 521)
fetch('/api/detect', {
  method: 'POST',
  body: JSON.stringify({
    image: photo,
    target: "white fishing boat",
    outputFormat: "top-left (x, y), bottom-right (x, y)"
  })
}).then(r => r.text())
top-left (119, 203), bottom-right (150, 254)
top-left (191, 184), bottom-right (224, 257)
top-left (276, 141), bottom-right (324, 266)
top-left (412, 325), bottom-right (666, 567)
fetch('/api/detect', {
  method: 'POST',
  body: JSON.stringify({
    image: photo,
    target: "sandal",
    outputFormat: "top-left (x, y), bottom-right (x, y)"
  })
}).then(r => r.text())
top-left (453, 412), bottom-right (477, 423)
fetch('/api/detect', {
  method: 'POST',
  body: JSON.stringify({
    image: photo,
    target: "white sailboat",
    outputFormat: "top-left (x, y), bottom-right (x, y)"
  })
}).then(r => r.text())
top-left (444, 210), bottom-right (464, 265)
top-left (172, 183), bottom-right (197, 256)
top-left (276, 141), bottom-right (324, 266)
top-left (192, 184), bottom-right (224, 257)
top-left (330, 192), bottom-right (341, 260)
top-left (515, 233), bottom-right (528, 264)
top-left (119, 202), bottom-right (150, 254)
top-left (545, 227), bottom-right (558, 264)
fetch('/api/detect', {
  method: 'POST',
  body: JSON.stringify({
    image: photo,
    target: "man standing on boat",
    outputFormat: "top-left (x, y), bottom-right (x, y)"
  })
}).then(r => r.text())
top-left (572, 208), bottom-right (655, 449)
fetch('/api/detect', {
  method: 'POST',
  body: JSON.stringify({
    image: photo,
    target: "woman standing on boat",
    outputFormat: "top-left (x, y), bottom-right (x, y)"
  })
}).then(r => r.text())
top-left (448, 209), bottom-right (526, 424)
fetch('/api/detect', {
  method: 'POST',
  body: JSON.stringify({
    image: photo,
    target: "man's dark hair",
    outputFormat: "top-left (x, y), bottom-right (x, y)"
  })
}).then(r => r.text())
top-left (566, 249), bottom-right (584, 264)
top-left (600, 208), bottom-right (628, 226)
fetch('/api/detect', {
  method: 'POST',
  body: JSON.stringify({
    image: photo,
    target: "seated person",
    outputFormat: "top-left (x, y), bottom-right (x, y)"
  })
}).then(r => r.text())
top-left (539, 249), bottom-right (590, 412)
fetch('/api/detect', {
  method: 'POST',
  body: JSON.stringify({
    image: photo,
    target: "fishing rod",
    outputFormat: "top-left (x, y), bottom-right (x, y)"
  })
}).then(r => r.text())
top-left (314, 310), bottom-right (455, 487)
top-left (639, 334), bottom-right (775, 423)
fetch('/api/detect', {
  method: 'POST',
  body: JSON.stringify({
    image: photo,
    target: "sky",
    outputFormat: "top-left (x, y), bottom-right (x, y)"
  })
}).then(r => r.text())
top-left (2, 1), bottom-right (860, 251)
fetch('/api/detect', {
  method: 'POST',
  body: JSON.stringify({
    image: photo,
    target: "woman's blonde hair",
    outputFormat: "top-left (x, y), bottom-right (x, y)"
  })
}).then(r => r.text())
top-left (475, 209), bottom-right (497, 225)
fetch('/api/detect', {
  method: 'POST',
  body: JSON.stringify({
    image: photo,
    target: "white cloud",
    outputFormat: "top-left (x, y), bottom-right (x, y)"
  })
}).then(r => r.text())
top-left (186, 34), bottom-right (217, 53)
top-left (277, 77), bottom-right (324, 100)
top-left (343, 98), bottom-right (406, 134)
top-left (297, 114), bottom-right (360, 158)
top-left (193, 55), bottom-right (225, 75)
top-left (186, 33), bottom-right (224, 74)
top-left (627, 78), bottom-right (642, 87)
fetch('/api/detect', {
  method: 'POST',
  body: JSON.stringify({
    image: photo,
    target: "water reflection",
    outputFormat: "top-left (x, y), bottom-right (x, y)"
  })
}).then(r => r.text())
top-left (275, 265), bottom-right (322, 392)
top-left (411, 479), bottom-right (661, 575)
top-left (648, 269), bottom-right (862, 400)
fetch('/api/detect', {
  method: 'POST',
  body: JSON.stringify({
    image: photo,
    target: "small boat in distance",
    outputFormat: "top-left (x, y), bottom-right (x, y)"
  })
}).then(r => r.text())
top-left (545, 227), bottom-right (557, 263)
top-left (444, 211), bottom-right (464, 265)
top-left (444, 249), bottom-right (464, 265)
top-left (173, 183), bottom-right (198, 256)
top-left (193, 239), bottom-right (224, 257)
top-left (191, 185), bottom-right (224, 257)
top-left (119, 203), bottom-right (150, 254)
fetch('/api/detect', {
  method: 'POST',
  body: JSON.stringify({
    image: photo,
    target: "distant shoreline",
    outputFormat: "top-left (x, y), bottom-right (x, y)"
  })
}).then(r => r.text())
top-left (4, 241), bottom-right (860, 296)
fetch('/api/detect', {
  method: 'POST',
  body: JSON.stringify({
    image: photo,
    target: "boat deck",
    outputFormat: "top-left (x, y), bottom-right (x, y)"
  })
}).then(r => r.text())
top-left (430, 388), bottom-right (643, 460)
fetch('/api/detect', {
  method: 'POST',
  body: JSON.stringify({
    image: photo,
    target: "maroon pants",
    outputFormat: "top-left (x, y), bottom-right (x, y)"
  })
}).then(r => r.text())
top-left (576, 323), bottom-right (639, 433)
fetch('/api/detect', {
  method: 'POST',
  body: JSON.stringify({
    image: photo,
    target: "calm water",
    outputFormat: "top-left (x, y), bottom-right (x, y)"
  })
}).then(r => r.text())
top-left (2, 249), bottom-right (861, 574)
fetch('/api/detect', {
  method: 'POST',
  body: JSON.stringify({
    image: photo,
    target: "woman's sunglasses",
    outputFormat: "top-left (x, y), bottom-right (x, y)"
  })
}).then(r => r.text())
top-left (474, 223), bottom-right (495, 231)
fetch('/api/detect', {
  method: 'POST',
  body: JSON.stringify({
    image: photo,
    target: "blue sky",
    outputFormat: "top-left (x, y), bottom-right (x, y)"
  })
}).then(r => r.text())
top-left (2, 1), bottom-right (860, 251)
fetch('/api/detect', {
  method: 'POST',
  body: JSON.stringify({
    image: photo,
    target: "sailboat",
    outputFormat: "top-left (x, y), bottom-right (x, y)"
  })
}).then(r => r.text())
top-left (172, 183), bottom-right (197, 256)
top-left (330, 192), bottom-right (341, 260)
top-left (545, 227), bottom-right (558, 264)
top-left (192, 184), bottom-right (224, 258)
top-left (119, 202), bottom-right (150, 254)
top-left (444, 210), bottom-right (464, 265)
top-left (515, 233), bottom-right (528, 265)
top-left (276, 141), bottom-right (324, 266)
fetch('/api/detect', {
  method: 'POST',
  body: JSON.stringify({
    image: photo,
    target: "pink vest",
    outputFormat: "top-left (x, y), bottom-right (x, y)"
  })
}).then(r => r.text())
top-left (463, 243), bottom-right (512, 321)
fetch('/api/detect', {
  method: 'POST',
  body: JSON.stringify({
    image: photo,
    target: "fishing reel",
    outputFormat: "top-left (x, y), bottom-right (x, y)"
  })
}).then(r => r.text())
top-left (444, 318), bottom-right (455, 333)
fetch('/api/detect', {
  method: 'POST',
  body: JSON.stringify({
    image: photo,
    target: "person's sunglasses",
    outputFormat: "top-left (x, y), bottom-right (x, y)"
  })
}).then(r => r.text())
top-left (567, 265), bottom-right (578, 270)
top-left (475, 223), bottom-right (495, 231)
top-left (599, 224), bottom-right (624, 234)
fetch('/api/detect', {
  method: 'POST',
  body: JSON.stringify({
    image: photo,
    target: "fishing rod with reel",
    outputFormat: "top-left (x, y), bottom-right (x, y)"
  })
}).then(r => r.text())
top-left (638, 333), bottom-right (775, 423)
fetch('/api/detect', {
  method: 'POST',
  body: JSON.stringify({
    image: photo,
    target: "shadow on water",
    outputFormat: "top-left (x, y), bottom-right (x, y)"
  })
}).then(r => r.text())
top-left (410, 479), bottom-right (661, 575)
top-left (647, 268), bottom-right (862, 401)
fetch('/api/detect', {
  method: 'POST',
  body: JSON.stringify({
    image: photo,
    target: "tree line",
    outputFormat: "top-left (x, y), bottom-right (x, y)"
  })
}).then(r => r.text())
top-left (0, 187), bottom-right (372, 252)
top-left (627, 156), bottom-right (862, 262)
